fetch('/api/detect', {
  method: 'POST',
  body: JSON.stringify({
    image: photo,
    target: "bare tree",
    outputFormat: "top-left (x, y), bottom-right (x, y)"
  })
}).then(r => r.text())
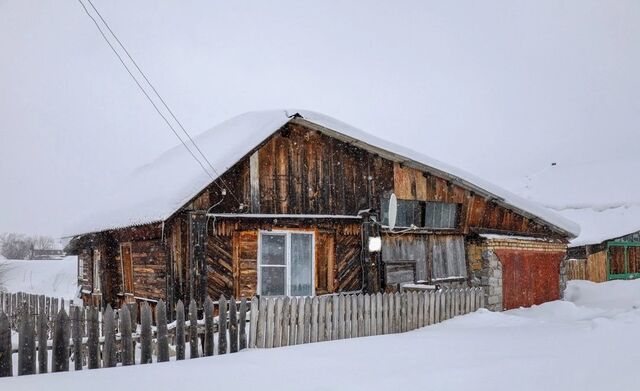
top-left (0, 233), bottom-right (31, 259)
top-left (30, 235), bottom-right (55, 251)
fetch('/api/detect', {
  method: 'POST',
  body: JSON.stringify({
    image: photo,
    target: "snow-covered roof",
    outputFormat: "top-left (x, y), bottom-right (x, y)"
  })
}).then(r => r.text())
top-left (555, 205), bottom-right (640, 247)
top-left (66, 109), bottom-right (579, 238)
top-left (509, 157), bottom-right (640, 246)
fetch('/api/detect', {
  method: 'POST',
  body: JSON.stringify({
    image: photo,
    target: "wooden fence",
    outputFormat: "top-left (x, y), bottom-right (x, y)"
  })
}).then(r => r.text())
top-left (0, 291), bottom-right (75, 332)
top-left (566, 254), bottom-right (607, 283)
top-left (0, 295), bottom-right (248, 377)
top-left (0, 287), bottom-right (484, 377)
top-left (249, 287), bottom-right (484, 348)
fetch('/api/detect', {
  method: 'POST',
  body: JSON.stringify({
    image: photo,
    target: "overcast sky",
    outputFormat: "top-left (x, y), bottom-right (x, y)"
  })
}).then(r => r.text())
top-left (1, 0), bottom-right (639, 237)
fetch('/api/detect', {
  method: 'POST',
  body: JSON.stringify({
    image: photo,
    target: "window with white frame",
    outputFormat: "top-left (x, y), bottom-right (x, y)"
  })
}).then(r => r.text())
top-left (259, 231), bottom-right (314, 296)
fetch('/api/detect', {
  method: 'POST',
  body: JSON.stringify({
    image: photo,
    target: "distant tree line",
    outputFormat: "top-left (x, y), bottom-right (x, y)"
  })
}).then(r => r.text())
top-left (0, 233), bottom-right (56, 260)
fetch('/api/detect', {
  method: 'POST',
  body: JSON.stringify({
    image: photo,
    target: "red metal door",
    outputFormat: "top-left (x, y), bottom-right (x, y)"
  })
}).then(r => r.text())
top-left (496, 249), bottom-right (564, 310)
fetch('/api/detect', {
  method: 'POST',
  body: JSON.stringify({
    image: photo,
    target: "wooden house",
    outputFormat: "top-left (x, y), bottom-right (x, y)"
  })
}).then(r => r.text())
top-left (67, 110), bottom-right (579, 313)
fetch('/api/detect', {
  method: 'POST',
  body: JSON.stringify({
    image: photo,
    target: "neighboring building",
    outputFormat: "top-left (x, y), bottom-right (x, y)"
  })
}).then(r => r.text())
top-left (509, 158), bottom-right (640, 284)
top-left (563, 206), bottom-right (640, 282)
top-left (30, 248), bottom-right (65, 260)
top-left (66, 110), bottom-right (578, 314)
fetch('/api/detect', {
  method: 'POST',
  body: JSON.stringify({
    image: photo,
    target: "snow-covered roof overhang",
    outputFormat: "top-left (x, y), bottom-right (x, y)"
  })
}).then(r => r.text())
top-left (65, 109), bottom-right (580, 238)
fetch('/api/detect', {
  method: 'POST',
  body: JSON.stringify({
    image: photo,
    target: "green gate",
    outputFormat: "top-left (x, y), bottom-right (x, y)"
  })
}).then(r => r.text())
top-left (606, 242), bottom-right (640, 280)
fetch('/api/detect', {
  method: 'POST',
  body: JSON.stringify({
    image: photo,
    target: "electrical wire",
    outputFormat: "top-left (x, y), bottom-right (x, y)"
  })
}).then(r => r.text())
top-left (78, 0), bottom-right (244, 208)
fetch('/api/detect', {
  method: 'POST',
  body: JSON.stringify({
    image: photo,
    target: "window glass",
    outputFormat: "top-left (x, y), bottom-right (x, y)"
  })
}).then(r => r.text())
top-left (261, 234), bottom-right (286, 265)
top-left (425, 202), bottom-right (458, 229)
top-left (259, 231), bottom-right (314, 296)
top-left (260, 266), bottom-right (286, 296)
top-left (291, 233), bottom-right (313, 296)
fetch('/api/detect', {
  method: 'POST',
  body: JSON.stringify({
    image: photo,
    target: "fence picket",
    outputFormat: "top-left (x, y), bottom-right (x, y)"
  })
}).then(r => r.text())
top-left (303, 297), bottom-right (311, 344)
top-left (273, 297), bottom-right (283, 349)
top-left (0, 312), bottom-right (9, 378)
top-left (52, 309), bottom-right (69, 372)
top-left (38, 307), bottom-right (48, 373)
top-left (265, 297), bottom-right (275, 349)
top-left (120, 305), bottom-right (134, 365)
top-left (281, 297), bottom-right (290, 347)
top-left (318, 297), bottom-right (326, 342)
top-left (289, 297), bottom-right (298, 345)
top-left (219, 296), bottom-right (228, 354)
top-left (156, 300), bottom-right (170, 362)
top-left (140, 303), bottom-right (153, 364)
top-left (103, 305), bottom-right (116, 368)
top-left (310, 297), bottom-right (319, 343)
top-left (229, 297), bottom-right (239, 353)
top-left (175, 300), bottom-right (185, 360)
top-left (363, 294), bottom-right (371, 337)
top-left (332, 295), bottom-right (340, 341)
top-left (249, 297), bottom-right (259, 349)
top-left (351, 295), bottom-right (358, 338)
top-left (338, 295), bottom-right (346, 340)
top-left (345, 295), bottom-right (352, 339)
top-left (298, 297), bottom-right (306, 345)
top-left (204, 297), bottom-right (214, 357)
top-left (376, 293), bottom-right (383, 335)
top-left (239, 298), bottom-right (248, 351)
top-left (18, 305), bottom-right (36, 375)
top-left (189, 300), bottom-right (199, 359)
top-left (256, 297), bottom-right (266, 349)
top-left (87, 307), bottom-right (99, 369)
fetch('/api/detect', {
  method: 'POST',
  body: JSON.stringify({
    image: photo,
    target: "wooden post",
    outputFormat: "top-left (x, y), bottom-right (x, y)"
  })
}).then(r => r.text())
top-left (203, 297), bottom-right (214, 356)
top-left (249, 297), bottom-right (259, 349)
top-left (229, 297), bottom-right (239, 353)
top-left (189, 300), bottom-right (198, 359)
top-left (175, 300), bottom-right (185, 360)
top-left (52, 309), bottom-right (69, 372)
top-left (239, 298), bottom-right (247, 351)
top-left (0, 311), bottom-right (12, 377)
top-left (18, 307), bottom-right (36, 375)
top-left (71, 306), bottom-right (82, 371)
top-left (218, 295), bottom-right (228, 354)
top-left (120, 305), bottom-right (134, 365)
top-left (140, 302), bottom-right (152, 364)
top-left (87, 307), bottom-right (99, 369)
top-left (37, 306), bottom-right (48, 373)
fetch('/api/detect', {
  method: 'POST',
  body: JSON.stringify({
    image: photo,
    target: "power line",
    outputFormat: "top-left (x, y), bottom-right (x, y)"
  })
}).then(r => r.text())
top-left (77, 0), bottom-right (244, 208)
top-left (76, 0), bottom-right (214, 182)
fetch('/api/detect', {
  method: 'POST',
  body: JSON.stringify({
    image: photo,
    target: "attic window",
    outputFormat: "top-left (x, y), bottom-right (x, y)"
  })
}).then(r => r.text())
top-left (425, 202), bottom-right (458, 229)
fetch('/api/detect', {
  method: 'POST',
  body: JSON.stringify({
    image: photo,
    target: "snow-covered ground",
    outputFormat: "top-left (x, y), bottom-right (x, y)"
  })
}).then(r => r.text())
top-left (2, 279), bottom-right (640, 390)
top-left (0, 256), bottom-right (79, 299)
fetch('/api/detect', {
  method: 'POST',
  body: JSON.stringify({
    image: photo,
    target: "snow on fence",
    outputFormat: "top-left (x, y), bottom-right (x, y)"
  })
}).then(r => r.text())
top-left (0, 287), bottom-right (484, 377)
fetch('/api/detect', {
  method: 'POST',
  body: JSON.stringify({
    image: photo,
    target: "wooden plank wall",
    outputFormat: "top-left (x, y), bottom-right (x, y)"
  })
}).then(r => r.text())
top-left (206, 218), bottom-right (363, 299)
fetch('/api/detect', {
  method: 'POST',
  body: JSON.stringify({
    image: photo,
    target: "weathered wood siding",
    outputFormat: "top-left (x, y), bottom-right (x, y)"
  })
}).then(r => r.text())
top-left (202, 218), bottom-right (362, 298)
top-left (129, 240), bottom-right (166, 301)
